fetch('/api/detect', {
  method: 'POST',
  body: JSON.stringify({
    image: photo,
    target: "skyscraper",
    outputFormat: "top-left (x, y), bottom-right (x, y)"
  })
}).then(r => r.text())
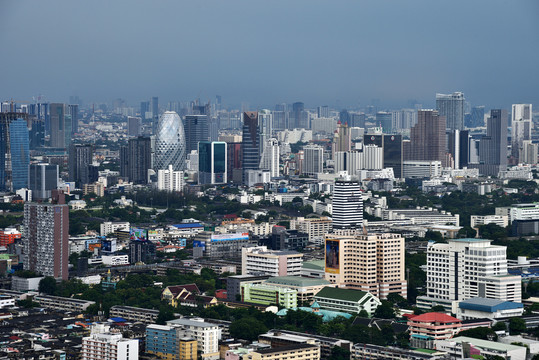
top-left (436, 92), bottom-right (465, 130)
top-left (292, 102), bottom-right (306, 129)
top-left (466, 105), bottom-right (485, 128)
top-left (459, 130), bottom-right (470, 168)
top-left (332, 177), bottom-right (363, 229)
top-left (198, 141), bottom-right (227, 185)
top-left (303, 144), bottom-right (324, 176)
top-left (383, 134), bottom-right (403, 178)
top-left (28, 163), bottom-right (58, 200)
top-left (68, 104), bottom-right (79, 135)
top-left (259, 138), bottom-right (280, 178)
top-left (511, 104), bottom-right (533, 162)
top-left (184, 115), bottom-right (209, 155)
top-left (258, 109), bottom-right (273, 153)
top-left (127, 116), bottom-right (141, 137)
top-left (333, 121), bottom-right (351, 155)
top-left (227, 142), bottom-right (242, 183)
top-left (317, 105), bottom-right (329, 118)
top-left (154, 111), bottom-right (186, 171)
top-left (241, 111), bottom-right (260, 182)
top-left (68, 144), bottom-right (95, 187)
top-left (23, 191), bottom-right (69, 280)
top-left (478, 109), bottom-right (508, 176)
top-left (29, 118), bottom-right (45, 150)
top-left (120, 137), bottom-right (152, 184)
top-left (49, 103), bottom-right (66, 148)
top-left (375, 111), bottom-right (392, 133)
top-left (140, 101), bottom-right (150, 120)
top-left (0, 113), bottom-right (30, 191)
top-left (409, 110), bottom-right (447, 166)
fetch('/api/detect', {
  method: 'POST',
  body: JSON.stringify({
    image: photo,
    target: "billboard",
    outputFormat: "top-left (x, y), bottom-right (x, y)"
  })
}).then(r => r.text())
top-left (325, 239), bottom-right (340, 274)
top-left (102, 239), bottom-right (117, 252)
top-left (210, 232), bottom-right (249, 242)
top-left (130, 228), bottom-right (148, 241)
top-left (193, 240), bottom-right (206, 252)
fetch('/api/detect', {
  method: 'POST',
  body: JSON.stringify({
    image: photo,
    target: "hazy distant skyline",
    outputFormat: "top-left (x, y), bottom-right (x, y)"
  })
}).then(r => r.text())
top-left (1, 0), bottom-right (538, 110)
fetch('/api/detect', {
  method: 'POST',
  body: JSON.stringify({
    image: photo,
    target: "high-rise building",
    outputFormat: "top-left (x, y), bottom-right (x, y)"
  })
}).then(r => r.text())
top-left (459, 130), bottom-right (470, 168)
top-left (318, 105), bottom-right (330, 118)
top-left (120, 137), bottom-right (152, 184)
top-left (157, 165), bottom-right (185, 192)
top-left (333, 121), bottom-right (351, 155)
top-left (258, 109), bottom-right (273, 152)
top-left (140, 101), bottom-right (150, 120)
top-left (184, 115), bottom-right (209, 155)
top-left (68, 104), bottom-right (79, 135)
top-left (23, 191), bottom-right (69, 280)
top-left (332, 177), bottom-right (363, 229)
top-left (303, 144), bottom-right (323, 176)
top-left (521, 140), bottom-right (538, 165)
top-left (511, 104), bottom-right (533, 162)
top-left (28, 163), bottom-right (58, 200)
top-left (82, 327), bottom-right (139, 360)
top-left (242, 246), bottom-right (303, 277)
top-left (409, 110), bottom-right (447, 166)
top-left (154, 111), bottom-right (186, 171)
top-left (198, 141), bottom-right (227, 185)
top-left (417, 238), bottom-right (521, 311)
top-left (0, 113), bottom-right (30, 191)
top-left (364, 134), bottom-right (403, 177)
top-left (325, 231), bottom-right (406, 299)
top-left (375, 112), bottom-right (392, 133)
top-left (339, 109), bottom-right (351, 125)
top-left (241, 111), bottom-right (260, 182)
top-left (478, 109), bottom-right (508, 176)
top-left (259, 138), bottom-right (280, 178)
top-left (49, 103), bottom-right (66, 148)
top-left (151, 96), bottom-right (159, 130)
top-left (465, 106), bottom-right (485, 128)
top-left (127, 116), bottom-right (141, 137)
top-left (292, 102), bottom-right (306, 129)
top-left (29, 118), bottom-right (45, 150)
top-left (436, 92), bottom-right (465, 130)
top-left (68, 144), bottom-right (95, 187)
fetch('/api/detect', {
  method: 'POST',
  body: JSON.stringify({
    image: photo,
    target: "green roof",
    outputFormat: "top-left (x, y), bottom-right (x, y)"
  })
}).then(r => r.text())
top-left (266, 276), bottom-right (330, 287)
top-left (315, 286), bottom-right (369, 302)
top-left (302, 260), bottom-right (325, 271)
top-left (450, 337), bottom-right (526, 352)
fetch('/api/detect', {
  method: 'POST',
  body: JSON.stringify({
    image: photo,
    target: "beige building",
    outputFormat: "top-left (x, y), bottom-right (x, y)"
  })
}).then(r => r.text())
top-left (248, 343), bottom-right (320, 360)
top-left (83, 182), bottom-right (105, 197)
top-left (242, 246), bottom-right (303, 277)
top-left (324, 230), bottom-right (406, 299)
top-left (291, 217), bottom-right (332, 245)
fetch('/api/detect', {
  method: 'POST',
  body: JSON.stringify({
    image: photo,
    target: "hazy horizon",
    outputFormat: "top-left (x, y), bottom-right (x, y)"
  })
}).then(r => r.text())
top-left (1, 0), bottom-right (538, 110)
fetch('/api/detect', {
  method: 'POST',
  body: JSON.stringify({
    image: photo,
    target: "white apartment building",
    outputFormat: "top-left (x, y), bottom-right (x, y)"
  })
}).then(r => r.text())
top-left (510, 203), bottom-right (539, 222)
top-left (291, 217), bottom-right (332, 245)
top-left (362, 144), bottom-right (383, 170)
top-left (166, 318), bottom-right (221, 360)
top-left (157, 165), bottom-right (185, 192)
top-left (259, 138), bottom-right (280, 178)
top-left (242, 246), bottom-right (303, 277)
top-left (403, 160), bottom-right (442, 179)
top-left (382, 208), bottom-right (459, 226)
top-left (417, 238), bottom-right (521, 311)
top-left (102, 255), bottom-right (129, 266)
top-left (470, 215), bottom-right (508, 228)
top-left (100, 221), bottom-right (130, 236)
top-left (82, 331), bottom-right (139, 360)
top-left (324, 231), bottom-right (407, 299)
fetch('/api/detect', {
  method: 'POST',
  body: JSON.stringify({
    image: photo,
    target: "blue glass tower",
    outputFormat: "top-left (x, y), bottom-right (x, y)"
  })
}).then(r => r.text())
top-left (0, 114), bottom-right (30, 191)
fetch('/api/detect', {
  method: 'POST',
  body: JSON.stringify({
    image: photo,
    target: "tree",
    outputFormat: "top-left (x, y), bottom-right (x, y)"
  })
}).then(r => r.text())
top-left (509, 317), bottom-right (527, 335)
top-left (430, 305), bottom-right (446, 313)
top-left (458, 327), bottom-right (497, 341)
top-left (458, 226), bottom-right (477, 238)
top-left (328, 346), bottom-right (350, 360)
top-left (156, 306), bottom-right (175, 325)
top-left (387, 293), bottom-right (407, 307)
top-left (358, 310), bottom-right (369, 318)
top-left (373, 301), bottom-right (396, 319)
top-left (230, 317), bottom-right (268, 341)
top-left (492, 322), bottom-right (506, 332)
top-left (39, 277), bottom-right (57, 295)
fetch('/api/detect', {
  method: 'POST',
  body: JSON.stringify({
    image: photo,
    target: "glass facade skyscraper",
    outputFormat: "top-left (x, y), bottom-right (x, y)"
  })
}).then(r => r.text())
top-left (154, 111), bottom-right (186, 171)
top-left (198, 141), bottom-right (227, 184)
top-left (241, 111), bottom-right (260, 183)
top-left (0, 114), bottom-right (30, 191)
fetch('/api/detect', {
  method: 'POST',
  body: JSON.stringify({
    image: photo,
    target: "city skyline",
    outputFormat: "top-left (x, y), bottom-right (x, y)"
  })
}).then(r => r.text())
top-left (1, 0), bottom-right (538, 109)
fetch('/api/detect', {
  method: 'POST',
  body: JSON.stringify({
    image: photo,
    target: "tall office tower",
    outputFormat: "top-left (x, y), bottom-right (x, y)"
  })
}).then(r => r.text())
top-left (49, 103), bottom-right (66, 148)
top-left (478, 109), bottom-right (508, 176)
top-left (64, 113), bottom-right (72, 147)
top-left (447, 130), bottom-right (460, 169)
top-left (0, 113), bottom-right (30, 191)
top-left (29, 118), bottom-right (45, 150)
top-left (120, 137), bottom-right (152, 184)
top-left (458, 130), bottom-right (470, 168)
top-left (29, 163), bottom-right (58, 200)
top-left (241, 111), bottom-right (260, 182)
top-left (375, 111), bottom-right (392, 133)
top-left (362, 144), bottom-right (383, 170)
top-left (383, 134), bottom-right (403, 178)
top-left (332, 177), bottom-right (363, 229)
top-left (154, 111), bottom-right (186, 171)
top-left (325, 232), bottom-right (406, 299)
top-left (292, 102), bottom-right (305, 129)
top-left (522, 140), bottom-right (538, 165)
top-left (417, 239), bottom-right (521, 311)
top-left (227, 142), bottom-right (242, 183)
top-left (303, 144), bottom-right (323, 176)
top-left (68, 104), bottom-right (79, 135)
top-left (140, 101), bottom-right (150, 120)
top-left (409, 110), bottom-right (447, 166)
top-left (436, 92), bottom-right (465, 130)
top-left (258, 109), bottom-right (273, 153)
top-left (318, 105), bottom-right (329, 118)
top-left (260, 138), bottom-right (280, 178)
top-left (333, 121), bottom-right (351, 155)
top-left (184, 115), bottom-right (209, 155)
top-left (198, 141), bottom-right (227, 185)
top-left (68, 144), bottom-right (94, 187)
top-left (23, 191), bottom-right (69, 280)
top-left (511, 104), bottom-right (533, 162)
top-left (127, 116), bottom-right (141, 137)
top-left (273, 103), bottom-right (288, 130)
top-left (151, 96), bottom-right (159, 118)
top-left (334, 151), bottom-right (362, 176)
top-left (339, 110), bottom-right (351, 124)
top-left (351, 113), bottom-right (366, 128)
top-left (465, 105), bottom-right (485, 128)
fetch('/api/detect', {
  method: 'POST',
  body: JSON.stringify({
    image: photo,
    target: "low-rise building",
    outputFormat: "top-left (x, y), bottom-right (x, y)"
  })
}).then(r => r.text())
top-left (241, 283), bottom-right (297, 308)
top-left (82, 330), bottom-right (139, 360)
top-left (146, 324), bottom-right (197, 360)
top-left (407, 312), bottom-right (461, 350)
top-left (110, 305), bottom-right (160, 324)
top-left (242, 246), bottom-right (303, 277)
top-left (34, 295), bottom-right (96, 312)
top-left (101, 221), bottom-right (130, 236)
top-left (457, 297), bottom-right (524, 320)
top-left (470, 215), bottom-right (509, 228)
top-left (436, 336), bottom-right (526, 360)
top-left (248, 343), bottom-right (320, 360)
top-left (262, 329), bottom-right (351, 359)
top-left (291, 217), bottom-right (332, 245)
top-left (352, 343), bottom-right (447, 360)
top-left (313, 286), bottom-right (381, 316)
top-left (226, 275), bottom-right (270, 302)
top-left (11, 276), bottom-right (44, 292)
top-left (264, 276), bottom-right (332, 304)
top-left (166, 318), bottom-right (221, 360)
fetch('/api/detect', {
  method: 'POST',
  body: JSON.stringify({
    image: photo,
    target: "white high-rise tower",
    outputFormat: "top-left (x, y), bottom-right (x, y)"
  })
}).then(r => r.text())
top-left (260, 138), bottom-right (280, 178)
top-left (332, 176), bottom-right (363, 229)
top-left (511, 104), bottom-right (533, 162)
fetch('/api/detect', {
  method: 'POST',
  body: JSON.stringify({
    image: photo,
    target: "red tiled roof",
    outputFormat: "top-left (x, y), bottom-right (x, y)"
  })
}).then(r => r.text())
top-left (166, 283), bottom-right (200, 296)
top-left (409, 312), bottom-right (461, 323)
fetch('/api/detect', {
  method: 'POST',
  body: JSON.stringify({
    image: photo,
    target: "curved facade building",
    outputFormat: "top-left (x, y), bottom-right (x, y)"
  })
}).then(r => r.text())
top-left (154, 111), bottom-right (186, 171)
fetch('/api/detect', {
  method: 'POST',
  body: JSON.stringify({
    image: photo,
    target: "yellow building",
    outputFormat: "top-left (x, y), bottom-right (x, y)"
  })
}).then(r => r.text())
top-left (249, 343), bottom-right (320, 360)
top-left (324, 230), bottom-right (407, 299)
top-left (179, 337), bottom-right (197, 360)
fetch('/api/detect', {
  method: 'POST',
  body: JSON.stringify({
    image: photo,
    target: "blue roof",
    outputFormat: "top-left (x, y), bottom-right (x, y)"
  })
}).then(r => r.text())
top-left (109, 317), bottom-right (128, 322)
top-left (411, 334), bottom-right (433, 340)
top-left (459, 297), bottom-right (523, 312)
top-left (173, 223), bottom-right (203, 229)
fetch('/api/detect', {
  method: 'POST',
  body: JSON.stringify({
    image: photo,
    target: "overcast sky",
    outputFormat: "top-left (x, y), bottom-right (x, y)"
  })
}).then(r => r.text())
top-left (1, 0), bottom-right (538, 110)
